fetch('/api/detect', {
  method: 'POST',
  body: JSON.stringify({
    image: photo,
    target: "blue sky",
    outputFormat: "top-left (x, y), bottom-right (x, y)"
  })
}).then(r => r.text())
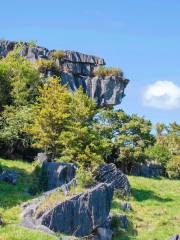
top-left (0, 0), bottom-right (180, 125)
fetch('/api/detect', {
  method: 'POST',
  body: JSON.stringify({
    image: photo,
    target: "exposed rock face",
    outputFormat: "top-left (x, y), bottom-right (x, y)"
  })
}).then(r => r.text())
top-left (169, 235), bottom-right (180, 240)
top-left (95, 163), bottom-right (130, 195)
top-left (22, 183), bottom-right (113, 237)
top-left (41, 162), bottom-right (76, 191)
top-left (0, 40), bottom-right (129, 106)
top-left (131, 163), bottom-right (163, 178)
top-left (0, 169), bottom-right (17, 185)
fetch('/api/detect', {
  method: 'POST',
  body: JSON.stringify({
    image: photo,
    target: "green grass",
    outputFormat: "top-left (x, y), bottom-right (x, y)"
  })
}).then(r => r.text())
top-left (112, 176), bottom-right (180, 240)
top-left (0, 158), bottom-right (180, 240)
top-left (0, 158), bottom-right (57, 240)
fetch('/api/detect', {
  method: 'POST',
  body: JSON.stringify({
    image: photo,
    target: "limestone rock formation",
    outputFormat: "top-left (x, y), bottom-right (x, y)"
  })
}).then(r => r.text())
top-left (21, 183), bottom-right (113, 237)
top-left (0, 40), bottom-right (129, 106)
top-left (41, 161), bottom-right (76, 191)
top-left (95, 163), bottom-right (130, 195)
top-left (169, 235), bottom-right (180, 240)
top-left (0, 169), bottom-right (18, 185)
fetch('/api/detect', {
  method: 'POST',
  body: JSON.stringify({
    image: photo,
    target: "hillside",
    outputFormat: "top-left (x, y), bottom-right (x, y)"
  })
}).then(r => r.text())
top-left (0, 158), bottom-right (179, 240)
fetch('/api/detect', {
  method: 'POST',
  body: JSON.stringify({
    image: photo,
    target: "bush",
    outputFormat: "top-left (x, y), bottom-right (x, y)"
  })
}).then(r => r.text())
top-left (51, 50), bottom-right (66, 59)
top-left (145, 144), bottom-right (171, 167)
top-left (76, 166), bottom-right (96, 188)
top-left (35, 59), bottom-right (60, 74)
top-left (166, 155), bottom-right (180, 179)
top-left (94, 66), bottom-right (123, 78)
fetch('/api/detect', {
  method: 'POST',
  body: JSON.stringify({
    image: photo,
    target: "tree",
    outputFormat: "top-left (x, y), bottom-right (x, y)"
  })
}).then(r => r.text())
top-left (0, 45), bottom-right (40, 107)
top-left (145, 143), bottom-right (171, 167)
top-left (59, 88), bottom-right (105, 168)
top-left (29, 78), bottom-right (106, 168)
top-left (96, 109), bottom-right (155, 173)
top-left (29, 76), bottom-right (71, 159)
top-left (0, 105), bottom-right (33, 156)
top-left (166, 155), bottom-right (180, 179)
top-left (0, 64), bottom-right (11, 109)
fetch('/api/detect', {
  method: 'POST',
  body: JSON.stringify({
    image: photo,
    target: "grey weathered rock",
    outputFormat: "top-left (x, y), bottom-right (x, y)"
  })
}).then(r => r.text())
top-left (21, 183), bottom-right (113, 237)
top-left (119, 215), bottom-right (129, 230)
top-left (41, 162), bottom-right (76, 191)
top-left (169, 235), bottom-right (180, 240)
top-left (95, 163), bottom-right (130, 195)
top-left (131, 163), bottom-right (163, 178)
top-left (0, 170), bottom-right (17, 185)
top-left (95, 227), bottom-right (113, 240)
top-left (35, 152), bottom-right (48, 163)
top-left (0, 40), bottom-right (129, 106)
top-left (122, 202), bottom-right (132, 211)
top-left (0, 215), bottom-right (3, 226)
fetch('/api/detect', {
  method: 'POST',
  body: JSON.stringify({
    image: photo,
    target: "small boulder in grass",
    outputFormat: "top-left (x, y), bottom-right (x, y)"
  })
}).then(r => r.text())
top-left (0, 170), bottom-right (18, 185)
top-left (122, 202), bottom-right (132, 211)
top-left (119, 215), bottom-right (129, 230)
top-left (0, 215), bottom-right (4, 226)
top-left (169, 235), bottom-right (180, 240)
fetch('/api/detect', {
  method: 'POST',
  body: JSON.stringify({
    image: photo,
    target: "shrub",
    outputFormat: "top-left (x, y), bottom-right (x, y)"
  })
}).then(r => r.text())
top-left (166, 155), bottom-right (180, 179)
top-left (76, 165), bottom-right (96, 188)
top-left (35, 59), bottom-right (60, 74)
top-left (145, 144), bottom-right (171, 167)
top-left (94, 66), bottom-right (123, 78)
top-left (51, 50), bottom-right (66, 59)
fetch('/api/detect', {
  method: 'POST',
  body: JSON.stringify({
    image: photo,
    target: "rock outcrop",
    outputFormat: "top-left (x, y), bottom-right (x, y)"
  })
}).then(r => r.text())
top-left (0, 40), bottom-right (129, 106)
top-left (41, 161), bottom-right (76, 191)
top-left (131, 163), bottom-right (163, 178)
top-left (0, 169), bottom-right (17, 185)
top-left (95, 163), bottom-right (130, 195)
top-left (169, 235), bottom-right (180, 240)
top-left (21, 183), bottom-right (113, 237)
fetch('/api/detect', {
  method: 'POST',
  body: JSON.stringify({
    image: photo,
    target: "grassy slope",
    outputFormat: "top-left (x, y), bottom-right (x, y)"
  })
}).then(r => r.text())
top-left (0, 158), bottom-right (180, 240)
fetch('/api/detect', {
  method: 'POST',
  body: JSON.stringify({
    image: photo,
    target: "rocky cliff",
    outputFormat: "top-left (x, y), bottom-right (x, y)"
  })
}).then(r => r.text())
top-left (0, 40), bottom-right (129, 106)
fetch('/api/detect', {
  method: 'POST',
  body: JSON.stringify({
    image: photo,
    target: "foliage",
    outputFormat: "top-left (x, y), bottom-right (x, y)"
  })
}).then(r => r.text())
top-left (155, 121), bottom-right (180, 155)
top-left (35, 59), bottom-right (60, 74)
top-left (166, 155), bottom-right (180, 179)
top-left (145, 143), bottom-right (171, 166)
top-left (0, 46), bottom-right (40, 106)
top-left (0, 64), bottom-right (11, 108)
top-left (0, 105), bottom-right (33, 156)
top-left (51, 50), bottom-right (66, 59)
top-left (29, 78), bottom-right (105, 168)
top-left (58, 87), bottom-right (105, 168)
top-left (94, 66), bottom-right (123, 77)
top-left (96, 109), bottom-right (155, 173)
top-left (76, 165), bottom-right (96, 188)
top-left (28, 77), bottom-right (71, 159)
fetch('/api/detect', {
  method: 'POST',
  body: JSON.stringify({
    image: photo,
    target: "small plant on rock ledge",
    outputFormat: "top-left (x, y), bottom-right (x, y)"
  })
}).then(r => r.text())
top-left (35, 59), bottom-right (60, 74)
top-left (51, 50), bottom-right (66, 59)
top-left (94, 66), bottom-right (123, 78)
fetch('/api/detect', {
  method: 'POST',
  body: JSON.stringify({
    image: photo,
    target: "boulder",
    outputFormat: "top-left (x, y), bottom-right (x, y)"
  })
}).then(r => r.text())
top-left (131, 163), bottom-right (163, 178)
top-left (0, 215), bottom-right (4, 226)
top-left (0, 170), bottom-right (17, 185)
top-left (95, 227), bottom-right (113, 240)
top-left (119, 215), bottom-right (129, 230)
top-left (21, 183), bottom-right (114, 237)
top-left (169, 235), bottom-right (180, 240)
top-left (122, 202), bottom-right (132, 211)
top-left (41, 162), bottom-right (76, 191)
top-left (36, 152), bottom-right (48, 163)
top-left (95, 163), bottom-right (130, 195)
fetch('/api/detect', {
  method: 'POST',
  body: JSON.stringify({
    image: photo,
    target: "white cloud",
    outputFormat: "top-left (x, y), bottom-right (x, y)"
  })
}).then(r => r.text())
top-left (142, 81), bottom-right (180, 110)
